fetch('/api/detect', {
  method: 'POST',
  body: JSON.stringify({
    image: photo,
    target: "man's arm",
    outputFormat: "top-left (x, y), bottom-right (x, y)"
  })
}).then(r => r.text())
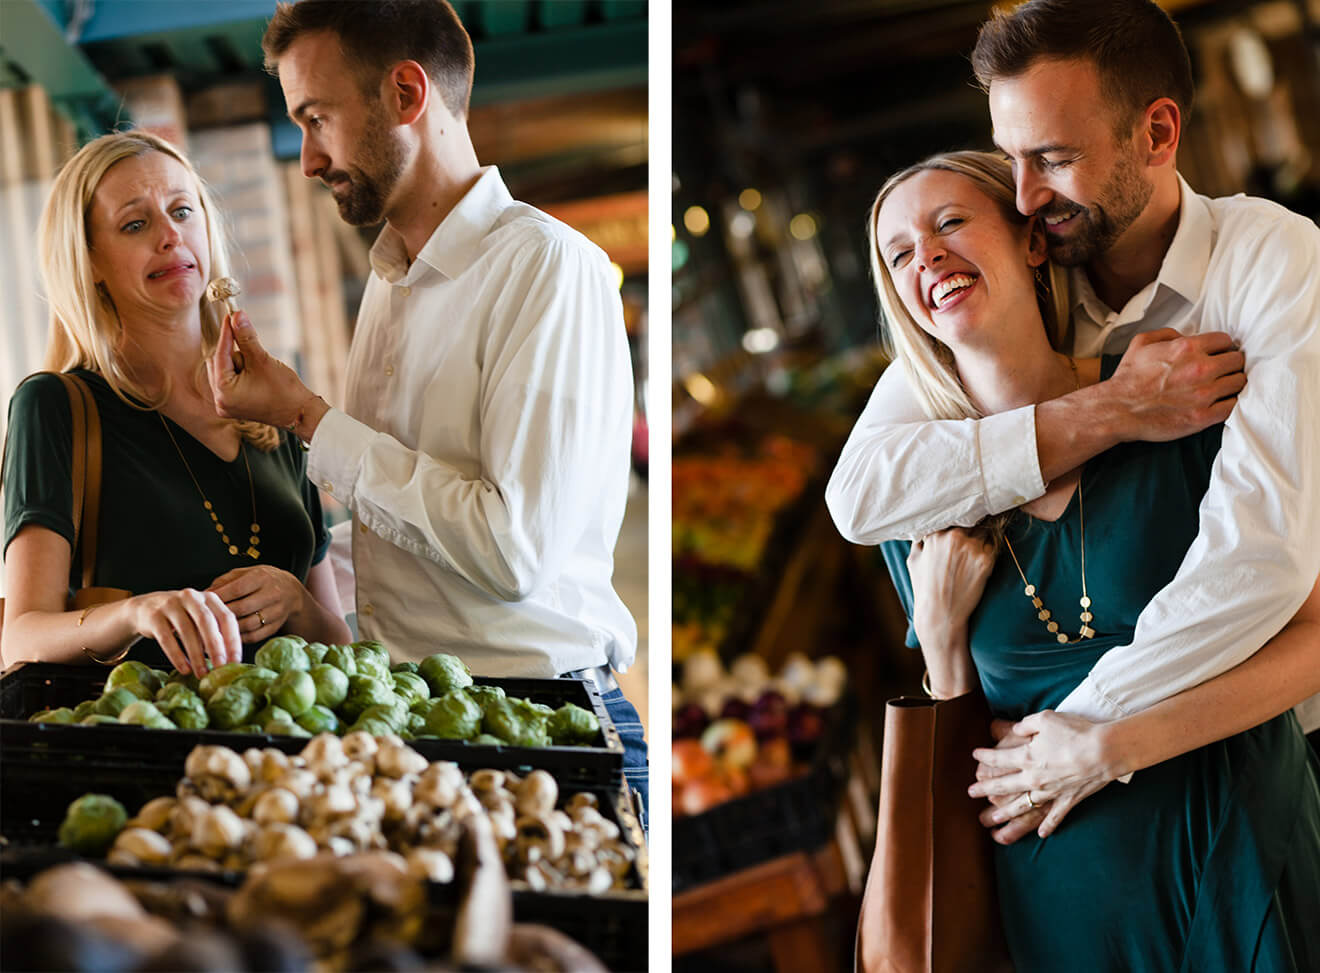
top-left (1058, 220), bottom-right (1320, 721)
top-left (825, 332), bottom-right (1240, 544)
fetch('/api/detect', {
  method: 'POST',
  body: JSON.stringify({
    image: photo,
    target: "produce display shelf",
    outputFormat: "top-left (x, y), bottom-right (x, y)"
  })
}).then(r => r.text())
top-left (671, 693), bottom-right (856, 894)
top-left (0, 661), bottom-right (624, 788)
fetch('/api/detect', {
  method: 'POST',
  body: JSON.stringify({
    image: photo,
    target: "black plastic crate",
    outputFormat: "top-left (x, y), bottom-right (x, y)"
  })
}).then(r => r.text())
top-left (0, 661), bottom-right (623, 787)
top-left (670, 694), bottom-right (855, 893)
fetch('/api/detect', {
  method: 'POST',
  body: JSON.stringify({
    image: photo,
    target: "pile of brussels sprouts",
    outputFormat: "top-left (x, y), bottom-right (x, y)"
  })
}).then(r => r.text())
top-left (28, 637), bottom-right (601, 748)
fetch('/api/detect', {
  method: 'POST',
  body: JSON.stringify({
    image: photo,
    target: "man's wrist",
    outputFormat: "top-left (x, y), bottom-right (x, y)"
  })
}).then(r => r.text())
top-left (290, 395), bottom-right (330, 445)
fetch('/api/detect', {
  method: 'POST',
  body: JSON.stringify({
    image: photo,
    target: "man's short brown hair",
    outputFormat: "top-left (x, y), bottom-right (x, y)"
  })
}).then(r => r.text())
top-left (263, 0), bottom-right (475, 119)
top-left (971, 0), bottom-right (1193, 136)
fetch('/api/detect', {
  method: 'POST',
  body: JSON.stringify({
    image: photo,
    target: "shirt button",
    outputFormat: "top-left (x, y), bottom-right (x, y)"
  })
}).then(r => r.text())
top-left (322, 480), bottom-right (333, 492)
top-left (384, 365), bottom-right (394, 376)
top-left (1013, 496), bottom-right (1026, 505)
top-left (359, 522), bottom-right (368, 535)
top-left (362, 604), bottom-right (375, 617)
top-left (400, 286), bottom-right (411, 296)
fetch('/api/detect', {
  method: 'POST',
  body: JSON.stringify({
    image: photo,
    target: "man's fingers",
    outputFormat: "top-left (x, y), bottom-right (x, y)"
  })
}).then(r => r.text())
top-left (1038, 795), bottom-right (1078, 838)
top-left (993, 807), bottom-right (1047, 845)
top-left (1212, 371), bottom-right (1247, 401)
top-left (1207, 347), bottom-right (1245, 375)
top-left (989, 718), bottom-right (1016, 741)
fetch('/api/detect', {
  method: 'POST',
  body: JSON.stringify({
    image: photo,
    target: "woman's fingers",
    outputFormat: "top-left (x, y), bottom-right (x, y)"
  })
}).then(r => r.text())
top-left (203, 591), bottom-right (242, 665)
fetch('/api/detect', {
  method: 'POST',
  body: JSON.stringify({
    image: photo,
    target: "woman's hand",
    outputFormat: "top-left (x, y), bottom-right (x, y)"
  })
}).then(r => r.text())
top-left (207, 565), bottom-right (308, 644)
top-left (907, 528), bottom-right (995, 697)
top-left (968, 710), bottom-right (1120, 839)
top-left (127, 589), bottom-right (242, 675)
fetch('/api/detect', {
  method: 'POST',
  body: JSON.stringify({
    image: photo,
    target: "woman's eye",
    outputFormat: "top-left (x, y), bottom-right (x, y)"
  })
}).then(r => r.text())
top-left (938, 218), bottom-right (963, 232)
top-left (890, 250), bottom-right (911, 269)
top-left (172, 206), bottom-right (193, 221)
top-left (121, 220), bottom-right (144, 233)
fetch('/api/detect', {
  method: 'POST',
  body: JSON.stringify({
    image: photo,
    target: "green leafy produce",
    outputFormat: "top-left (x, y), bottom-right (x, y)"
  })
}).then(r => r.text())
top-left (406, 713), bottom-right (426, 736)
top-left (118, 681), bottom-right (157, 702)
top-left (470, 733), bottom-right (505, 746)
top-left (93, 687), bottom-right (140, 718)
top-left (419, 653), bottom-right (473, 696)
top-left (159, 694), bottom-right (208, 730)
top-left (118, 700), bottom-right (176, 729)
top-left (198, 662), bottom-right (250, 700)
top-left (390, 660), bottom-right (420, 675)
top-left (353, 641), bottom-right (391, 682)
top-left (230, 667), bottom-right (279, 699)
top-left (30, 707), bottom-right (76, 724)
top-left (349, 716), bottom-right (395, 737)
top-left (548, 703), bottom-right (600, 745)
top-left (72, 700), bottom-right (97, 721)
top-left (58, 794), bottom-right (127, 855)
top-left (390, 671), bottom-right (429, 709)
top-left (266, 720), bottom-right (312, 738)
top-left (165, 670), bottom-right (200, 694)
top-left (255, 705), bottom-right (293, 729)
top-left (423, 690), bottom-right (482, 739)
top-left (481, 697), bottom-right (549, 747)
top-left (357, 700), bottom-right (410, 733)
top-left (234, 724), bottom-right (263, 734)
top-left (105, 661), bottom-right (162, 696)
top-left (511, 697), bottom-right (555, 721)
top-left (309, 663), bottom-right (349, 709)
top-left (206, 683), bottom-right (258, 730)
top-left (155, 682), bottom-right (192, 704)
top-left (254, 636), bottom-right (311, 673)
top-left (322, 644), bottom-right (358, 677)
top-left (296, 704), bottom-right (340, 735)
top-left (304, 642), bottom-right (330, 665)
top-left (80, 714), bottom-right (121, 726)
top-left (269, 670), bottom-right (316, 717)
top-left (340, 675), bottom-right (396, 722)
top-left (463, 684), bottom-right (506, 712)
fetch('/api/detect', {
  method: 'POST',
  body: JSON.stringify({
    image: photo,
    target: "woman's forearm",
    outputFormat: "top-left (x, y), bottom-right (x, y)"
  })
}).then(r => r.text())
top-left (1101, 610), bottom-right (1320, 779)
top-left (914, 619), bottom-right (979, 699)
top-left (1, 601), bottom-right (141, 667)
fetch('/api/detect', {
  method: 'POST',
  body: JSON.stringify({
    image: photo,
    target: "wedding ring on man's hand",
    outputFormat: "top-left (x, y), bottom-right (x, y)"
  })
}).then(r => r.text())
top-left (1025, 792), bottom-right (1039, 810)
top-left (257, 610), bottom-right (266, 627)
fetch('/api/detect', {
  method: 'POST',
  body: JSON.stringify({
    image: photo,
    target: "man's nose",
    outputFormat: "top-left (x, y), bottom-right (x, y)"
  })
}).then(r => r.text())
top-left (1016, 167), bottom-right (1050, 216)
top-left (300, 136), bottom-right (326, 180)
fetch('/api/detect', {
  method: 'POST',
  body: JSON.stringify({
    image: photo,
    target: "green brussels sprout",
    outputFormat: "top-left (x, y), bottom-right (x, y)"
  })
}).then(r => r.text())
top-left (254, 637), bottom-right (311, 673)
top-left (309, 663), bottom-right (350, 710)
top-left (155, 682), bottom-right (191, 704)
top-left (353, 644), bottom-right (391, 682)
top-left (117, 680), bottom-right (157, 702)
top-left (105, 661), bottom-right (161, 695)
top-left (266, 720), bottom-right (312, 738)
top-left (72, 699), bottom-right (97, 721)
top-left (234, 724), bottom-right (264, 734)
top-left (304, 642), bottom-right (330, 665)
top-left (198, 662), bottom-right (251, 700)
top-left (118, 700), bottom-right (176, 730)
top-left (269, 669), bottom-right (316, 717)
top-left (470, 733), bottom-right (505, 746)
top-left (422, 689), bottom-right (483, 740)
top-left (357, 700), bottom-right (410, 733)
top-left (150, 668), bottom-right (170, 686)
top-left (390, 672), bottom-right (429, 709)
top-left (390, 660), bottom-right (420, 675)
top-left (160, 695), bottom-right (209, 730)
top-left (353, 639), bottom-right (391, 663)
top-left (230, 667), bottom-right (279, 699)
top-left (58, 794), bottom-right (127, 855)
top-left (419, 653), bottom-right (473, 696)
top-left (482, 697), bottom-right (549, 747)
top-left (406, 713), bottom-right (427, 736)
top-left (30, 707), bottom-right (76, 724)
top-left (322, 644), bottom-right (358, 677)
top-left (255, 705), bottom-right (293, 729)
top-left (547, 702), bottom-right (600, 745)
top-left (79, 714), bottom-right (121, 726)
top-left (510, 697), bottom-right (555, 721)
top-left (296, 704), bottom-right (341, 736)
top-left (166, 670), bottom-right (201, 694)
top-left (93, 687), bottom-right (140, 718)
top-left (340, 675), bottom-right (396, 722)
top-left (206, 683), bottom-right (259, 730)
top-left (348, 716), bottom-right (395, 737)
top-left (463, 684), bottom-right (506, 713)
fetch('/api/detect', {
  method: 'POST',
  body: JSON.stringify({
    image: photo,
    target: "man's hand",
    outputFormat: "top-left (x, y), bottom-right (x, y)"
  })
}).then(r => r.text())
top-left (208, 312), bottom-right (313, 428)
top-left (1107, 329), bottom-right (1245, 442)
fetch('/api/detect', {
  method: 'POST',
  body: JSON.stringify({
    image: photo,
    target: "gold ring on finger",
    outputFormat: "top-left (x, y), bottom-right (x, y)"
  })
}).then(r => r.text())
top-left (257, 610), bottom-right (266, 627)
top-left (1025, 791), bottom-right (1038, 810)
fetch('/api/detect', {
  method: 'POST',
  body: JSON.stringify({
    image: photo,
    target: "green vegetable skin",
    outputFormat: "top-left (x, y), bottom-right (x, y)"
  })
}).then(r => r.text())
top-left (353, 640), bottom-right (391, 681)
top-left (197, 662), bottom-right (251, 700)
top-left (310, 664), bottom-right (350, 709)
top-left (357, 699), bottom-right (410, 733)
top-left (391, 671), bottom-right (429, 708)
top-left (464, 684), bottom-right (506, 712)
top-left (206, 683), bottom-right (258, 730)
top-left (419, 652), bottom-right (473, 696)
top-left (422, 690), bottom-right (482, 739)
top-left (304, 641), bottom-right (330, 665)
top-left (254, 636), bottom-right (311, 673)
top-left (93, 687), bottom-right (140, 718)
top-left (340, 675), bottom-right (396, 722)
top-left (482, 697), bottom-right (549, 747)
top-left (269, 669), bottom-right (316, 717)
top-left (117, 700), bottom-right (176, 729)
top-left (322, 644), bottom-right (357, 677)
top-left (255, 704), bottom-right (293, 729)
top-left (391, 660), bottom-right (420, 675)
top-left (230, 667), bottom-right (279, 698)
top-left (30, 707), bottom-right (76, 724)
top-left (105, 661), bottom-right (162, 696)
top-left (297, 704), bottom-right (340, 735)
top-left (58, 794), bottom-right (127, 855)
top-left (548, 702), bottom-right (601, 744)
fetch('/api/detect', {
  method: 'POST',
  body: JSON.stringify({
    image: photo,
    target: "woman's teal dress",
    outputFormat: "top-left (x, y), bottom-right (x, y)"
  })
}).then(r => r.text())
top-left (882, 417), bottom-right (1320, 972)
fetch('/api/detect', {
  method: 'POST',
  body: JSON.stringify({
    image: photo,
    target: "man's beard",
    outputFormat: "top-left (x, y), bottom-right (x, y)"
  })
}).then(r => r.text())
top-left (1041, 150), bottom-right (1152, 267)
top-left (324, 111), bottom-right (407, 226)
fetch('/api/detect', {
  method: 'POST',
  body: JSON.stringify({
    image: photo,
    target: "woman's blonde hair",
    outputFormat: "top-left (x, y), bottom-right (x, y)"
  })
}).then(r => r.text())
top-left (866, 149), bottom-right (1070, 422)
top-left (37, 129), bottom-right (276, 449)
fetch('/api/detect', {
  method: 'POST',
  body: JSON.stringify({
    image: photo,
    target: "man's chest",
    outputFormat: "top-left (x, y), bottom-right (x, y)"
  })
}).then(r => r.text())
top-left (1070, 287), bottom-right (1224, 358)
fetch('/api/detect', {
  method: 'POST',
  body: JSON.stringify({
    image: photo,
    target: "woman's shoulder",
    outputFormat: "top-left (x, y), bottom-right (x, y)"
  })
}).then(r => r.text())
top-left (9, 371), bottom-right (75, 421)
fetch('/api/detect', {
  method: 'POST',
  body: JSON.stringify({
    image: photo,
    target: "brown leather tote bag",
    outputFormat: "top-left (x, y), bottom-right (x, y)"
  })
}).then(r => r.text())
top-left (856, 690), bottom-right (1013, 972)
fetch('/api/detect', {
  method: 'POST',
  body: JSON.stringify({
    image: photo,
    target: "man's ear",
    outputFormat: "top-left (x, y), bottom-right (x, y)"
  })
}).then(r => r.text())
top-left (1141, 97), bottom-right (1180, 167)
top-left (386, 60), bottom-right (430, 126)
top-left (1027, 215), bottom-right (1048, 267)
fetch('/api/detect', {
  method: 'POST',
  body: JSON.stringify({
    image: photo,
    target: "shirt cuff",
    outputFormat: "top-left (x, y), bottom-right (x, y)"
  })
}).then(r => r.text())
top-left (977, 404), bottom-right (1044, 513)
top-left (306, 407), bottom-right (376, 507)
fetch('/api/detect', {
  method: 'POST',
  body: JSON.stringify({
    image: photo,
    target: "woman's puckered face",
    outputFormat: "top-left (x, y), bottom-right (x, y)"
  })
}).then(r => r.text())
top-left (87, 151), bottom-right (211, 322)
top-left (875, 168), bottom-right (1042, 350)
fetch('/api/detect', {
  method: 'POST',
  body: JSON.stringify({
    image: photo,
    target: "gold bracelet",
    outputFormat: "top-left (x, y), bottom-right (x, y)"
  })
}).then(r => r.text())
top-left (921, 670), bottom-right (936, 698)
top-left (77, 602), bottom-right (132, 665)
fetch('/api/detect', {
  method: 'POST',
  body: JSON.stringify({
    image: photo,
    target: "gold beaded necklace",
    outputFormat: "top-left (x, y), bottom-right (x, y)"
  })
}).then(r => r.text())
top-left (1001, 355), bottom-right (1095, 644)
top-left (159, 414), bottom-right (261, 560)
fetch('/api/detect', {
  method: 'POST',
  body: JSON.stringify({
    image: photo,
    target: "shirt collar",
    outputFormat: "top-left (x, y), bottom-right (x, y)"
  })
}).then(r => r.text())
top-left (369, 165), bottom-right (513, 283)
top-left (1069, 173), bottom-right (1213, 318)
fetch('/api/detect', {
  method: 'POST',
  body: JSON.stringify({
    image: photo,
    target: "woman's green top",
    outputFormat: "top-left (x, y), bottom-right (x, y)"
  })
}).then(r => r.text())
top-left (4, 370), bottom-right (330, 662)
top-left (882, 400), bottom-right (1320, 971)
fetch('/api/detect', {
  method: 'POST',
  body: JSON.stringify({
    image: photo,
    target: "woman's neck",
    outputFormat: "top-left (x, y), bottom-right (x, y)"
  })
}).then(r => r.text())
top-left (954, 333), bottom-right (1077, 416)
top-left (116, 311), bottom-right (208, 407)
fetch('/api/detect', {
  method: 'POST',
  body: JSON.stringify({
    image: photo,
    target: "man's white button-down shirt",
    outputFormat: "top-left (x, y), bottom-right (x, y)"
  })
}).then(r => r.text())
top-left (826, 177), bottom-right (1320, 726)
top-left (308, 167), bottom-right (637, 677)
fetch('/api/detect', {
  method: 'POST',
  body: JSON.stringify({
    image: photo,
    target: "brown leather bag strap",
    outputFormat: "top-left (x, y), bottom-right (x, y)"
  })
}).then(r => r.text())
top-left (54, 374), bottom-right (87, 549)
top-left (51, 373), bottom-right (103, 590)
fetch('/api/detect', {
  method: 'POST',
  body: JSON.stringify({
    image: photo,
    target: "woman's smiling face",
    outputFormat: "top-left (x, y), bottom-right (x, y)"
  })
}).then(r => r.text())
top-left (87, 151), bottom-right (210, 322)
top-left (876, 167), bottom-right (1044, 350)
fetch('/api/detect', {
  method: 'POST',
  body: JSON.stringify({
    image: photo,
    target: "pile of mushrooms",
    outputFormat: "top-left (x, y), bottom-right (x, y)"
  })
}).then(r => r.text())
top-left (105, 732), bottom-right (637, 893)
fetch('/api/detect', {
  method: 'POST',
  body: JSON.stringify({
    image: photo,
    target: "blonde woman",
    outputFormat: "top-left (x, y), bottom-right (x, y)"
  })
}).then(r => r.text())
top-left (2, 131), bottom-right (349, 674)
top-left (864, 150), bottom-right (1320, 971)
